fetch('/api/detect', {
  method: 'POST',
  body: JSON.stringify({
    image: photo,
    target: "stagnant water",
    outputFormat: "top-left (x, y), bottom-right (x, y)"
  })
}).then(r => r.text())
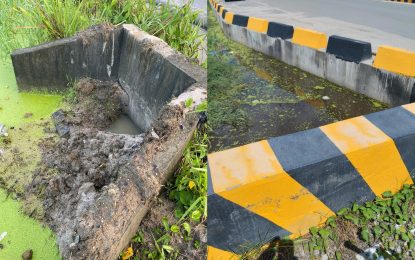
top-left (0, 58), bottom-right (61, 258)
top-left (106, 114), bottom-right (143, 135)
top-left (207, 9), bottom-right (389, 153)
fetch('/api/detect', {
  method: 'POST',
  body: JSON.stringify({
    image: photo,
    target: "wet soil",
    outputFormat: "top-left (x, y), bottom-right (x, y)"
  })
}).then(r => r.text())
top-left (128, 190), bottom-right (207, 260)
top-left (207, 8), bottom-right (389, 152)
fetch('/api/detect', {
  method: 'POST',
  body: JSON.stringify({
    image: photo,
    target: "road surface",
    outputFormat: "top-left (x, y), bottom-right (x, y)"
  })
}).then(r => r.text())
top-left (222, 0), bottom-right (415, 52)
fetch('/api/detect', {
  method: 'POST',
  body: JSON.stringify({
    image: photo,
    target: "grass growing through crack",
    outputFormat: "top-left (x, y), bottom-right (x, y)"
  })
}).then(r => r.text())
top-left (0, 0), bottom-right (204, 60)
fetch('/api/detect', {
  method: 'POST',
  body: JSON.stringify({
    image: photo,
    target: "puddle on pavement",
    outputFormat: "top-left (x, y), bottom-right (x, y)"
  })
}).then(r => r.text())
top-left (207, 8), bottom-right (389, 152)
top-left (0, 58), bottom-right (60, 258)
top-left (106, 114), bottom-right (143, 135)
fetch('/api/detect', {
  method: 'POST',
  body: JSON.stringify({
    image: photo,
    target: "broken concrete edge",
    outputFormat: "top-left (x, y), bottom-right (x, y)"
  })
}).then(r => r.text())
top-left (114, 111), bottom-right (200, 258)
top-left (207, 102), bottom-right (415, 257)
top-left (210, 0), bottom-right (415, 104)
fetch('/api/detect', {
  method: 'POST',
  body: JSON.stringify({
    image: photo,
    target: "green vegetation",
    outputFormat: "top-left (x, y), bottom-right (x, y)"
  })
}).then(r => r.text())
top-left (0, 0), bottom-right (204, 59)
top-left (240, 185), bottom-right (415, 259)
top-left (307, 184), bottom-right (415, 259)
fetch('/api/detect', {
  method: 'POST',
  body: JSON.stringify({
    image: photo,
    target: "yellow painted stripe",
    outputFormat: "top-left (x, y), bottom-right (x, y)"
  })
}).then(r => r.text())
top-left (292, 27), bottom-right (327, 49)
top-left (321, 116), bottom-right (413, 196)
top-left (209, 140), bottom-right (334, 236)
top-left (219, 6), bottom-right (224, 16)
top-left (403, 103), bottom-right (415, 115)
top-left (373, 45), bottom-right (415, 77)
top-left (224, 12), bottom-right (234, 24)
top-left (247, 17), bottom-right (269, 34)
top-left (208, 246), bottom-right (238, 260)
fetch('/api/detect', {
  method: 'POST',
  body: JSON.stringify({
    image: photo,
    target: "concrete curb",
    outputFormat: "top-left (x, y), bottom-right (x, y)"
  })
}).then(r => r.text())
top-left (208, 103), bottom-right (415, 257)
top-left (209, 0), bottom-right (415, 106)
top-left (208, 0), bottom-right (415, 257)
top-left (389, 0), bottom-right (414, 3)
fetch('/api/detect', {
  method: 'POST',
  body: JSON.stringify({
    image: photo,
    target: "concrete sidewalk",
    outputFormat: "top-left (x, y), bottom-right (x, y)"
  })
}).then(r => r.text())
top-left (222, 0), bottom-right (415, 52)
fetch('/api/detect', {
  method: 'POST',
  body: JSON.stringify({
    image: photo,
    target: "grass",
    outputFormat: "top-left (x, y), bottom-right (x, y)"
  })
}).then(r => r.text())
top-left (240, 184), bottom-right (415, 259)
top-left (0, 0), bottom-right (204, 60)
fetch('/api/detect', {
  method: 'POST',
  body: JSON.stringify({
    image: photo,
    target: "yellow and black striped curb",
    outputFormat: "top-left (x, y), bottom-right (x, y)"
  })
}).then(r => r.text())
top-left (389, 0), bottom-right (414, 3)
top-left (210, 0), bottom-right (415, 77)
top-left (207, 103), bottom-right (415, 258)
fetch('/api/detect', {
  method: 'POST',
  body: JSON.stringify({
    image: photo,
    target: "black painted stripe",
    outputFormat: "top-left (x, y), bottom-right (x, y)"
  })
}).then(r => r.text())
top-left (222, 9), bottom-right (228, 19)
top-left (365, 106), bottom-right (415, 178)
top-left (208, 193), bottom-right (290, 253)
top-left (267, 128), bottom-right (375, 212)
top-left (266, 21), bottom-right (294, 39)
top-left (216, 4), bottom-right (222, 12)
top-left (232, 14), bottom-right (249, 27)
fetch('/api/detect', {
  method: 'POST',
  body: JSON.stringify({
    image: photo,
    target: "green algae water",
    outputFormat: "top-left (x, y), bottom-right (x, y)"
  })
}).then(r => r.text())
top-left (208, 8), bottom-right (389, 152)
top-left (0, 57), bottom-right (61, 259)
top-left (0, 190), bottom-right (60, 259)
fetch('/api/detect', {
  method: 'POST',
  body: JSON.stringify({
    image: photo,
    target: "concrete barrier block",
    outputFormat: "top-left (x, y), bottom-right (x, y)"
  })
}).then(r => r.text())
top-left (266, 21), bottom-right (294, 39)
top-left (247, 17), bottom-right (269, 34)
top-left (224, 12), bottom-right (234, 24)
top-left (292, 27), bottom-right (327, 49)
top-left (232, 14), bottom-right (249, 27)
top-left (326, 35), bottom-right (372, 63)
top-left (219, 6), bottom-right (225, 16)
top-left (221, 9), bottom-right (228, 19)
top-left (374, 45), bottom-right (415, 77)
top-left (216, 4), bottom-right (222, 12)
top-left (207, 104), bottom-right (415, 254)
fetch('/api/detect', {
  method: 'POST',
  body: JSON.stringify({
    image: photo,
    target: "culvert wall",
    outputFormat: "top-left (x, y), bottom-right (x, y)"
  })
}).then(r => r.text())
top-left (11, 24), bottom-right (206, 131)
top-left (10, 24), bottom-right (206, 260)
top-left (11, 25), bottom-right (124, 91)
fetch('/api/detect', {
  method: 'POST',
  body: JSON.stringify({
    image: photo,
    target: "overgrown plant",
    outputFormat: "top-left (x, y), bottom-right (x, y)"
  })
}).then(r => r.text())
top-left (1, 0), bottom-right (203, 60)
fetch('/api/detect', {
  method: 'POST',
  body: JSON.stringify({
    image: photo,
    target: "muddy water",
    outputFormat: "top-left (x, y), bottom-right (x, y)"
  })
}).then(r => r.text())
top-left (106, 114), bottom-right (143, 135)
top-left (0, 58), bottom-right (60, 258)
top-left (208, 8), bottom-right (389, 152)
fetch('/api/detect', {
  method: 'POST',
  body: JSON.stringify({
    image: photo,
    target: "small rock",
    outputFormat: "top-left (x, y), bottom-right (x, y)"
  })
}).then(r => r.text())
top-left (322, 96), bottom-right (330, 101)
top-left (23, 113), bottom-right (33, 118)
top-left (52, 110), bottom-right (70, 137)
top-left (0, 231), bottom-right (7, 242)
top-left (151, 129), bottom-right (160, 139)
top-left (22, 249), bottom-right (33, 260)
top-left (0, 124), bottom-right (7, 137)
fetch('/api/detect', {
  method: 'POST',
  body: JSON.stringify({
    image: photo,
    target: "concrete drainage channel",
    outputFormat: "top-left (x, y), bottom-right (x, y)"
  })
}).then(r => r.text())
top-left (11, 24), bottom-right (206, 259)
top-left (208, 0), bottom-right (415, 258)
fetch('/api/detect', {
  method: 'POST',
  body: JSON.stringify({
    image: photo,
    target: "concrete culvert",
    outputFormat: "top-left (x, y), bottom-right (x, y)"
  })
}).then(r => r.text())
top-left (11, 24), bottom-right (206, 259)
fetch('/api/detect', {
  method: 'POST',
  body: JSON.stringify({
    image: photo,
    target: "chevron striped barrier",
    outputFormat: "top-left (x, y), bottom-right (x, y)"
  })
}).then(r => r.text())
top-left (207, 103), bottom-right (415, 257)
top-left (389, 0), bottom-right (414, 3)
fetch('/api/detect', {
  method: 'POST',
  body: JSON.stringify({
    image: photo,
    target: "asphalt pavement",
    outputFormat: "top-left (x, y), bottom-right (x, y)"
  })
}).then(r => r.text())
top-left (222, 0), bottom-right (415, 52)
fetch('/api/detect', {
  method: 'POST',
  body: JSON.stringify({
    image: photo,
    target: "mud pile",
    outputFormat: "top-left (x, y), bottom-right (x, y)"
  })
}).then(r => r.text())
top-left (25, 78), bottom-right (165, 258)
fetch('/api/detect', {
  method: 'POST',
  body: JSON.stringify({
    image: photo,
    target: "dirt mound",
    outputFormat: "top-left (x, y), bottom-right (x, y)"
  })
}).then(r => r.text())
top-left (25, 78), bottom-right (162, 259)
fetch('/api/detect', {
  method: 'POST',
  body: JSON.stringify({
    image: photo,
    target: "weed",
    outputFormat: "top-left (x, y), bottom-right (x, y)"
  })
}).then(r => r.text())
top-left (306, 184), bottom-right (415, 259)
top-left (1, 0), bottom-right (203, 60)
top-left (168, 125), bottom-right (208, 223)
